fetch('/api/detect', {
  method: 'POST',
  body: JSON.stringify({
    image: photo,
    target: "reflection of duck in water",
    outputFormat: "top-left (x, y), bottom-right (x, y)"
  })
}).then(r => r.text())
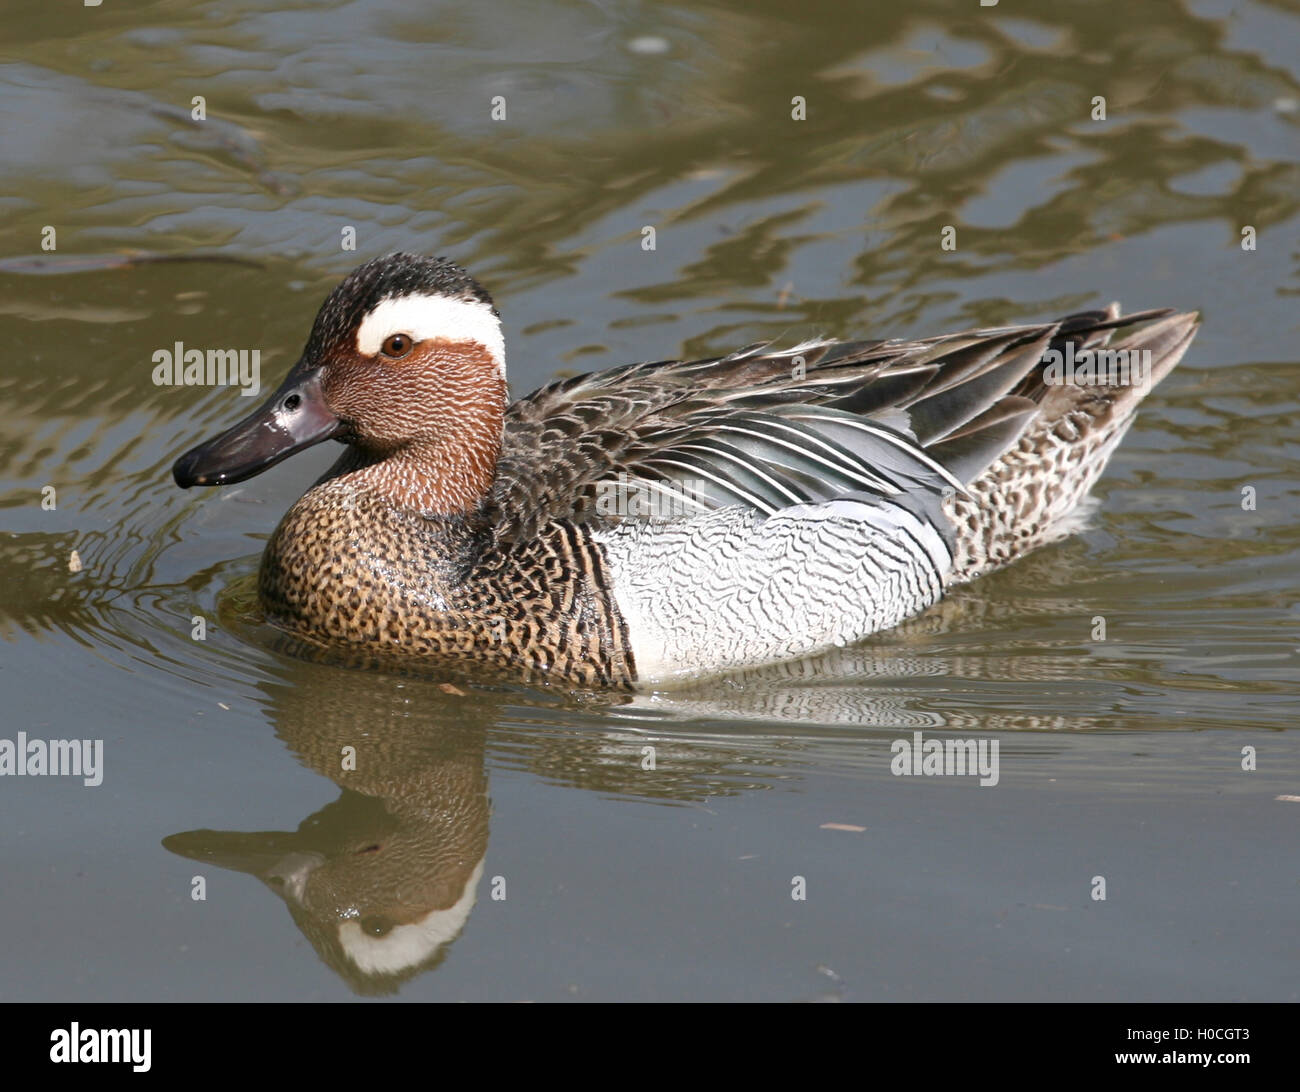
top-left (174, 252), bottom-right (1197, 687)
top-left (161, 664), bottom-right (827, 995)
top-left (164, 677), bottom-right (491, 995)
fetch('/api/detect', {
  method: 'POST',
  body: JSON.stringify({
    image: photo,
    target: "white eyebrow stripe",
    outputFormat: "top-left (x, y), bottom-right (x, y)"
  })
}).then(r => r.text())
top-left (355, 294), bottom-right (506, 374)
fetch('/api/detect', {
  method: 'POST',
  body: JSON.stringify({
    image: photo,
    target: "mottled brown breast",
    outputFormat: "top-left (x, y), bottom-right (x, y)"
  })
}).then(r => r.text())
top-left (258, 482), bottom-right (636, 687)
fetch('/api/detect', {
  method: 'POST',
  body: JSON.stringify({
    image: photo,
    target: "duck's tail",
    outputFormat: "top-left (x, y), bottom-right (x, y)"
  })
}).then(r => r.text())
top-left (945, 306), bottom-right (1199, 584)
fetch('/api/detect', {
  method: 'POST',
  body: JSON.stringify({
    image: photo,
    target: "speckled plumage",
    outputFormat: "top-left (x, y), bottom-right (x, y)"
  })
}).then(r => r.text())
top-left (260, 481), bottom-right (635, 687)
top-left (174, 254), bottom-right (1198, 688)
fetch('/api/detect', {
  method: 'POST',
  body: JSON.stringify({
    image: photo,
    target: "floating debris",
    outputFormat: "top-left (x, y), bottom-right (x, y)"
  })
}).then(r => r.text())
top-left (627, 35), bottom-right (670, 55)
top-left (819, 822), bottom-right (865, 832)
top-left (67, 550), bottom-right (82, 573)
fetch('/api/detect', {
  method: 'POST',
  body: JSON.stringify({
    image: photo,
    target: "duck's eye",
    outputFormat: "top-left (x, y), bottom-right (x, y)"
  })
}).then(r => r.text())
top-left (381, 333), bottom-right (413, 358)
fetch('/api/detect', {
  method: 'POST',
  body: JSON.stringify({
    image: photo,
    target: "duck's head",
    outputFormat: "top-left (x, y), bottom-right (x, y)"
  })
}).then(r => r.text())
top-left (173, 253), bottom-right (507, 511)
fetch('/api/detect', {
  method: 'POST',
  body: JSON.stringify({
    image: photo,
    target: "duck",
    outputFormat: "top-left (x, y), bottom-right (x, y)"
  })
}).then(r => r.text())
top-left (173, 252), bottom-right (1198, 688)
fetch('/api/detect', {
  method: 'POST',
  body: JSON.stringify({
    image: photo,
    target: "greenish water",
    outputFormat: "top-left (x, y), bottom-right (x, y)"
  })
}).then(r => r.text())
top-left (1, 0), bottom-right (1297, 1000)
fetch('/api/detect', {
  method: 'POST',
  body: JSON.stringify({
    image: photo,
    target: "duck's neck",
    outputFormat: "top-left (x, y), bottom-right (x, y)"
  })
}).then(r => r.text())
top-left (326, 418), bottom-right (504, 516)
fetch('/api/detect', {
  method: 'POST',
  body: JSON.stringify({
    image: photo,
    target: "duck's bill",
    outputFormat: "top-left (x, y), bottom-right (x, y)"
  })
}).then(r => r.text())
top-left (172, 367), bottom-right (345, 488)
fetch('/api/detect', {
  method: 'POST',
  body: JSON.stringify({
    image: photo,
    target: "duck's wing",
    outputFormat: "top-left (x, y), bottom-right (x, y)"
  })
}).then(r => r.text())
top-left (491, 307), bottom-right (1172, 540)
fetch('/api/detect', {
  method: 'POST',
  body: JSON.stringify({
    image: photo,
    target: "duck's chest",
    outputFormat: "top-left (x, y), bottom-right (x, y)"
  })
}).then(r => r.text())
top-left (257, 489), bottom-right (635, 686)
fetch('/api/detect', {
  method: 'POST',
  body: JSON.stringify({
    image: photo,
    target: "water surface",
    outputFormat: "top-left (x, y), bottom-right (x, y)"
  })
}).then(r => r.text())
top-left (1, 0), bottom-right (1297, 1000)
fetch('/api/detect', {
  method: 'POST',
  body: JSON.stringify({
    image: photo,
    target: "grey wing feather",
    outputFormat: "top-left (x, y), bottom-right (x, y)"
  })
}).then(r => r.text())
top-left (491, 308), bottom-right (1175, 539)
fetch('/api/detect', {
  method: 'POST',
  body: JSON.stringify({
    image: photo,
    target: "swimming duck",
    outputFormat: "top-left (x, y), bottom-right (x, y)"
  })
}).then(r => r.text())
top-left (173, 253), bottom-right (1198, 688)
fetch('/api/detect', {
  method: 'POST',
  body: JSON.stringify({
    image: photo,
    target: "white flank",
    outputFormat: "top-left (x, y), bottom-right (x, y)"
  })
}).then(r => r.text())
top-left (355, 294), bottom-right (506, 375)
top-left (597, 499), bottom-right (953, 686)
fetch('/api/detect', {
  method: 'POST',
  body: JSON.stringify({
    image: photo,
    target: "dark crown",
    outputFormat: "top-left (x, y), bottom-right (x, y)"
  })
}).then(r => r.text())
top-left (305, 253), bottom-right (497, 358)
